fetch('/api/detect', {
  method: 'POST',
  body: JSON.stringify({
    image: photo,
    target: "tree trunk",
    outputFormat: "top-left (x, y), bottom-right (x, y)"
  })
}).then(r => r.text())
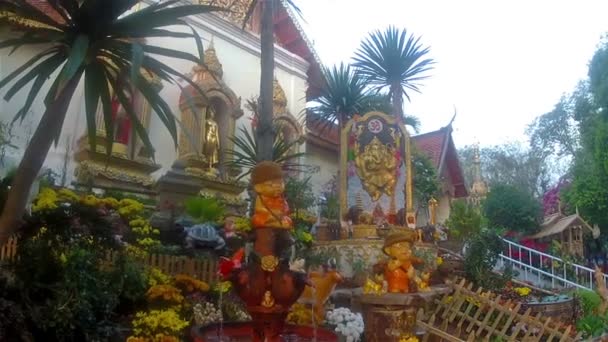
top-left (0, 75), bottom-right (81, 244)
top-left (256, 0), bottom-right (275, 162)
top-left (391, 83), bottom-right (403, 119)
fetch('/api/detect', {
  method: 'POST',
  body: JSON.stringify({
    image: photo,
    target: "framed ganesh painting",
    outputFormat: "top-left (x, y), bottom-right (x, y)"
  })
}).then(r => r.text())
top-left (340, 112), bottom-right (415, 229)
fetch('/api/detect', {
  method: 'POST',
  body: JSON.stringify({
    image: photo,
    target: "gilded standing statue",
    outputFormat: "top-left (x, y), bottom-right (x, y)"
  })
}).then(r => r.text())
top-left (204, 110), bottom-right (220, 169)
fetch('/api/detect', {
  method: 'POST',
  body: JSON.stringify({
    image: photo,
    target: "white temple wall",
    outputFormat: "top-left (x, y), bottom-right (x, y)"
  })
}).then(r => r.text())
top-left (303, 143), bottom-right (338, 196)
top-left (0, 13), bottom-right (310, 186)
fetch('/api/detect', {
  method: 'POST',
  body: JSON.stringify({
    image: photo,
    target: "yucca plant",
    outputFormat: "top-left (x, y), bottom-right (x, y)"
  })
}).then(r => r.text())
top-left (226, 126), bottom-right (305, 180)
top-left (358, 93), bottom-right (422, 133)
top-left (353, 26), bottom-right (435, 118)
top-left (0, 0), bottom-right (223, 243)
top-left (309, 63), bottom-right (371, 132)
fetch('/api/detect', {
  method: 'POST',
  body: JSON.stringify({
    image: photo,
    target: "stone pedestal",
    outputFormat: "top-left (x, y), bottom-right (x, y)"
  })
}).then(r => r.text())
top-left (355, 286), bottom-right (451, 342)
top-left (73, 138), bottom-right (160, 197)
top-left (312, 239), bottom-right (384, 278)
top-left (155, 161), bottom-right (247, 216)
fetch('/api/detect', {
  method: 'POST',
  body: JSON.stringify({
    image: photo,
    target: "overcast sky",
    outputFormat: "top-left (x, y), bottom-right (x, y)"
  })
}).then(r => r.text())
top-left (296, 0), bottom-right (608, 148)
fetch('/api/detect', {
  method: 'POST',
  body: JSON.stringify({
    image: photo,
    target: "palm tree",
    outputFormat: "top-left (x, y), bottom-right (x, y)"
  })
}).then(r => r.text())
top-left (358, 93), bottom-right (421, 133)
top-left (308, 63), bottom-right (370, 132)
top-left (353, 26), bottom-right (435, 118)
top-left (241, 0), bottom-right (301, 161)
top-left (0, 0), bottom-right (222, 243)
top-left (226, 99), bottom-right (305, 179)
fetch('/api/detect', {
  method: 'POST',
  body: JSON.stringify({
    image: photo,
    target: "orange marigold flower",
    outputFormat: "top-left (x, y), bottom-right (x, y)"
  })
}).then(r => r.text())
top-left (146, 285), bottom-right (184, 304)
top-left (174, 274), bottom-right (210, 293)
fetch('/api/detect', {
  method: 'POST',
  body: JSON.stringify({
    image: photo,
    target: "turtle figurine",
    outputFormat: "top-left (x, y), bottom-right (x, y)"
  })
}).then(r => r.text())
top-left (184, 223), bottom-right (226, 250)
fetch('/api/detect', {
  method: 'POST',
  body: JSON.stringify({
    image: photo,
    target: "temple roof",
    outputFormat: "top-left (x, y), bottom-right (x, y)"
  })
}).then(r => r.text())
top-left (24, 1), bottom-right (324, 98)
top-left (306, 114), bottom-right (469, 198)
top-left (528, 213), bottom-right (597, 239)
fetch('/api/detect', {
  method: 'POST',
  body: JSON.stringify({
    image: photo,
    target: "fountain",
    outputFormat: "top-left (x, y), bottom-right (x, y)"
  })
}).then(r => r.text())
top-left (193, 161), bottom-right (338, 341)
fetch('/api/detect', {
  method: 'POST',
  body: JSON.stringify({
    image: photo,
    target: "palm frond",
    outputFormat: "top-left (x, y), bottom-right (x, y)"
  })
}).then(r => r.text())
top-left (225, 125), bottom-right (306, 180)
top-left (358, 93), bottom-right (421, 132)
top-left (308, 63), bottom-right (370, 133)
top-left (353, 26), bottom-right (435, 101)
top-left (0, 0), bottom-right (223, 159)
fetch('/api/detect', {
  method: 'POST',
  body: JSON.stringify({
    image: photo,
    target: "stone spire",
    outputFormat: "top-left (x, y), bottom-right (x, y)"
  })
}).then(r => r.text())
top-left (204, 39), bottom-right (223, 78)
top-left (469, 142), bottom-right (488, 204)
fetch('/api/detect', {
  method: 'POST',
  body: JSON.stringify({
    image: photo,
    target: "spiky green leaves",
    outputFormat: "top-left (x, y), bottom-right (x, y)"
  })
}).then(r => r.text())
top-left (0, 0), bottom-right (223, 160)
top-left (353, 26), bottom-right (435, 102)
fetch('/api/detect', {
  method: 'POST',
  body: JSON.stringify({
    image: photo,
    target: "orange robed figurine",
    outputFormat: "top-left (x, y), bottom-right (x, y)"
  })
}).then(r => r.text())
top-left (251, 161), bottom-right (293, 229)
top-left (383, 231), bottom-right (421, 293)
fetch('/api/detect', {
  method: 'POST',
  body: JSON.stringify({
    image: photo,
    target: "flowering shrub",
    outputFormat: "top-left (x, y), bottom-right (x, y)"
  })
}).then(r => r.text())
top-left (130, 309), bottom-right (189, 338)
top-left (193, 302), bottom-right (222, 326)
top-left (174, 274), bottom-right (210, 293)
top-left (233, 216), bottom-right (252, 234)
top-left (287, 303), bottom-right (313, 325)
top-left (146, 285), bottom-right (184, 304)
top-left (325, 307), bottom-right (364, 342)
top-left (513, 286), bottom-right (531, 297)
top-left (147, 268), bottom-right (172, 287)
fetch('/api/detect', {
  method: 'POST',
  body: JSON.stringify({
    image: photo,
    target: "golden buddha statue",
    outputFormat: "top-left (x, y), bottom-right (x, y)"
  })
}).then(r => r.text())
top-left (251, 161), bottom-right (292, 230)
top-left (354, 136), bottom-right (398, 201)
top-left (203, 110), bottom-right (220, 169)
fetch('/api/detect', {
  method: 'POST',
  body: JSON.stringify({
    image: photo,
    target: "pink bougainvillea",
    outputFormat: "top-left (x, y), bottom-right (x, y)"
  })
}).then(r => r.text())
top-left (542, 178), bottom-right (570, 216)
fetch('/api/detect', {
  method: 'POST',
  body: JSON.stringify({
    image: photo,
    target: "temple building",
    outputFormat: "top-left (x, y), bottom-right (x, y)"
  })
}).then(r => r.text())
top-left (0, 0), bottom-right (321, 208)
top-left (0, 1), bottom-right (467, 223)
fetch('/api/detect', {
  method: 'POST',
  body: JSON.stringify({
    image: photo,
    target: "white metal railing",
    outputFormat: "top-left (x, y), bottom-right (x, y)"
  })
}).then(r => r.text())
top-left (497, 238), bottom-right (608, 291)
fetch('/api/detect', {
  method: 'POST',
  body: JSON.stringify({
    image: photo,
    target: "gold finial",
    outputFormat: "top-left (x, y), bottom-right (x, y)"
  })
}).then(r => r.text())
top-left (273, 78), bottom-right (288, 114)
top-left (203, 39), bottom-right (223, 78)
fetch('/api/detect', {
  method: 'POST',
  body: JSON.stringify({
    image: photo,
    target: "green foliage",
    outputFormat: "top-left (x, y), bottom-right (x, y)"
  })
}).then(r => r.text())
top-left (353, 26), bottom-right (435, 112)
top-left (576, 314), bottom-right (608, 339)
top-left (412, 149), bottom-right (441, 205)
top-left (0, 1), bottom-right (223, 158)
top-left (483, 184), bottom-right (541, 234)
top-left (104, 189), bottom-right (157, 207)
top-left (459, 143), bottom-right (551, 198)
top-left (319, 176), bottom-right (339, 221)
top-left (445, 200), bottom-right (482, 240)
top-left (526, 95), bottom-right (579, 159)
top-left (0, 169), bottom-right (15, 213)
top-left (309, 63), bottom-right (372, 129)
top-left (184, 196), bottom-right (225, 224)
top-left (575, 289), bottom-right (601, 316)
top-left (284, 175), bottom-right (316, 216)
top-left (463, 229), bottom-right (512, 291)
top-left (6, 199), bottom-right (150, 340)
top-left (226, 123), bottom-right (305, 180)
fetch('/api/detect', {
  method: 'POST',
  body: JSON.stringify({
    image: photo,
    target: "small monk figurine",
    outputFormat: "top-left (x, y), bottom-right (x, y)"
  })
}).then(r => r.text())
top-left (251, 161), bottom-right (292, 229)
top-left (382, 231), bottom-right (422, 293)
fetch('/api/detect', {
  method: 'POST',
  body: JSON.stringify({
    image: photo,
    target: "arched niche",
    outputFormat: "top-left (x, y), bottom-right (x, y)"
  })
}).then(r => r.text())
top-left (272, 79), bottom-right (303, 153)
top-left (177, 43), bottom-right (243, 176)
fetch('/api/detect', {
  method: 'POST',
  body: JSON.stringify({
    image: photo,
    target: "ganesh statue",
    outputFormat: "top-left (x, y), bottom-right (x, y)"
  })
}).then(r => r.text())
top-left (225, 161), bottom-right (308, 342)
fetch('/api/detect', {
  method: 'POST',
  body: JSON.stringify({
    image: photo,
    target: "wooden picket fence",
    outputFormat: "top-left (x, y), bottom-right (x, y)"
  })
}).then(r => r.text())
top-left (1, 237), bottom-right (218, 284)
top-left (419, 279), bottom-right (582, 342)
